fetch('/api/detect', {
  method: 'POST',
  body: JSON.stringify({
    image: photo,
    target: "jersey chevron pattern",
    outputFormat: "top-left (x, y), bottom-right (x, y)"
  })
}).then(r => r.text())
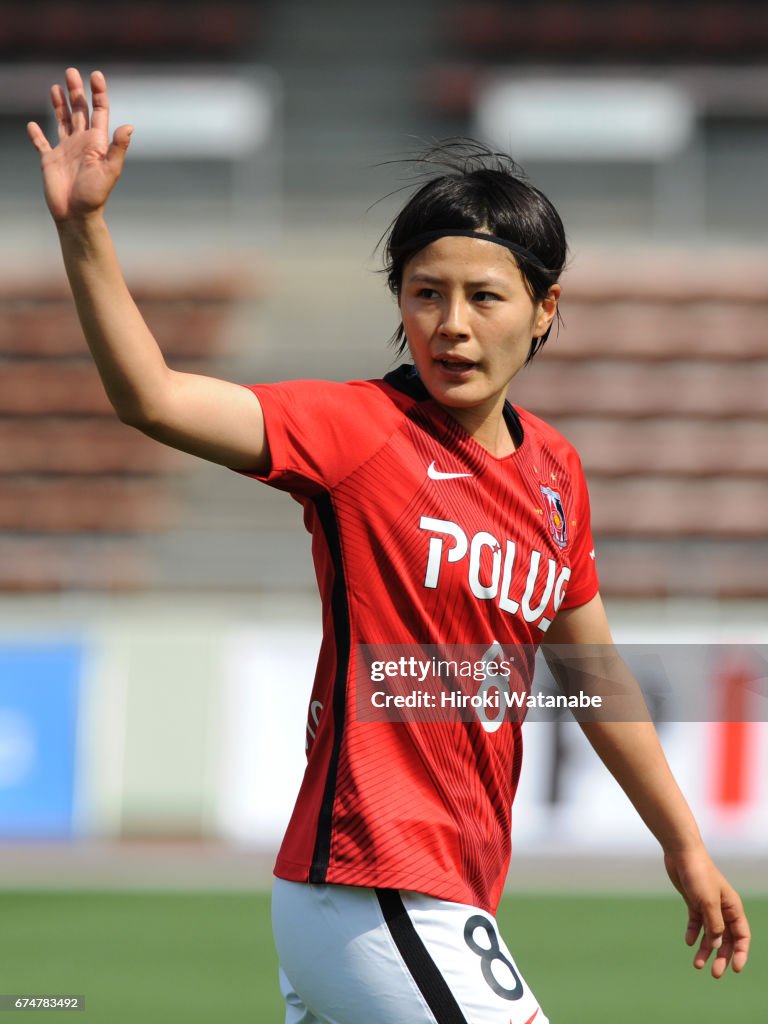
top-left (242, 365), bottom-right (599, 913)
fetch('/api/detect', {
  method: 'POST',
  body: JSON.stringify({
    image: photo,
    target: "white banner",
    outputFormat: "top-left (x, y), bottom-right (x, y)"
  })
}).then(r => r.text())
top-left (216, 627), bottom-right (768, 854)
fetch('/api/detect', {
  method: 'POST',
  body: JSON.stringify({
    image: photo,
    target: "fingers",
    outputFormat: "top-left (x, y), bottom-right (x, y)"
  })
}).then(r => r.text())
top-left (692, 897), bottom-right (724, 971)
top-left (730, 936), bottom-right (750, 974)
top-left (710, 934), bottom-right (733, 980)
top-left (692, 928), bottom-right (722, 972)
top-left (90, 69), bottom-right (110, 136)
top-left (26, 121), bottom-right (51, 154)
top-left (65, 67), bottom-right (89, 131)
top-left (689, 892), bottom-right (751, 977)
top-left (106, 124), bottom-right (134, 175)
top-left (722, 892), bottom-right (751, 975)
top-left (42, 68), bottom-right (108, 145)
top-left (51, 83), bottom-right (72, 140)
top-left (684, 907), bottom-right (702, 947)
top-left (700, 921), bottom-right (750, 979)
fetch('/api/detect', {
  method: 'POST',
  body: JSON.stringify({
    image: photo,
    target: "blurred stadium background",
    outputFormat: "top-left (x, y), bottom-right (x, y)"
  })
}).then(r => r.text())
top-left (0, 1), bottom-right (766, 1020)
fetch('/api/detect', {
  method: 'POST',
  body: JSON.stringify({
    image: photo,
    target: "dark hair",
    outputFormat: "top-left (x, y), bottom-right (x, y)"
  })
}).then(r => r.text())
top-left (380, 140), bottom-right (567, 363)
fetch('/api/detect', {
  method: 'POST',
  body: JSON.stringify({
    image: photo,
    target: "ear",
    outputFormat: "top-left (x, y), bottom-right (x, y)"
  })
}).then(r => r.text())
top-left (533, 284), bottom-right (560, 338)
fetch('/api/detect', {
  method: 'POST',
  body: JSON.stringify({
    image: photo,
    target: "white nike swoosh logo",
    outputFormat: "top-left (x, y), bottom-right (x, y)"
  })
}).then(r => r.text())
top-left (589, 549), bottom-right (596, 560)
top-left (427, 461), bottom-right (473, 480)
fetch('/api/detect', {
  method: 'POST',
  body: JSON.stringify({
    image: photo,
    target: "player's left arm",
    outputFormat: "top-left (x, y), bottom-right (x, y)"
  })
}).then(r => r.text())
top-left (543, 594), bottom-right (751, 978)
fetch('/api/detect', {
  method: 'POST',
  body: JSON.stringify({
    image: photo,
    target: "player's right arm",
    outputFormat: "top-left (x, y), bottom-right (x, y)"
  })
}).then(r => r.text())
top-left (27, 67), bottom-right (268, 473)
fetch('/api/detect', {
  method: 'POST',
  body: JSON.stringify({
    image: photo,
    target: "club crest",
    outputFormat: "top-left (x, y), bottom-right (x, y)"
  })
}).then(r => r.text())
top-left (540, 485), bottom-right (568, 549)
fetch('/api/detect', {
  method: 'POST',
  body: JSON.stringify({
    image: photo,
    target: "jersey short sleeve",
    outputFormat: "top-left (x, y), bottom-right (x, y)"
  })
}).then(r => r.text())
top-left (558, 448), bottom-right (599, 610)
top-left (240, 379), bottom-right (395, 496)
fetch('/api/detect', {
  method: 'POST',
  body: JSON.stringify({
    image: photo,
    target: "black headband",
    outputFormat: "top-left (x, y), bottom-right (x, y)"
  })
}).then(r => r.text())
top-left (404, 229), bottom-right (550, 274)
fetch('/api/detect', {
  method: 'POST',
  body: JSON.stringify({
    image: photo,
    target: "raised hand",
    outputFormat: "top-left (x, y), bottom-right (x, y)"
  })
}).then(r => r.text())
top-left (27, 68), bottom-right (133, 223)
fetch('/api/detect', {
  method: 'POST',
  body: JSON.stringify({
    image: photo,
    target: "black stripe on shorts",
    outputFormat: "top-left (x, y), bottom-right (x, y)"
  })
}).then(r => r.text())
top-left (375, 889), bottom-right (469, 1024)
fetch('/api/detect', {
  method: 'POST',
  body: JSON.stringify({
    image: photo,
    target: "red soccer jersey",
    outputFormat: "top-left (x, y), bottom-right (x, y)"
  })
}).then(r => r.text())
top-left (242, 365), bottom-right (599, 913)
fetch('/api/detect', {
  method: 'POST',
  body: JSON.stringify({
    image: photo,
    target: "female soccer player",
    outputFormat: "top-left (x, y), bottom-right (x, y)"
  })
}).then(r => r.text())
top-left (28, 69), bottom-right (750, 1024)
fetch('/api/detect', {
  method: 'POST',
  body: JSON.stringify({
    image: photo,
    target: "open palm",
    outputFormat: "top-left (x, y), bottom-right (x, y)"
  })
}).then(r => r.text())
top-left (27, 67), bottom-right (132, 223)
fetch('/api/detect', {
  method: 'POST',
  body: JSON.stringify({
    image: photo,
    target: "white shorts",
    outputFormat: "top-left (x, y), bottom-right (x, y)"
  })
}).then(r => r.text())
top-left (272, 879), bottom-right (549, 1024)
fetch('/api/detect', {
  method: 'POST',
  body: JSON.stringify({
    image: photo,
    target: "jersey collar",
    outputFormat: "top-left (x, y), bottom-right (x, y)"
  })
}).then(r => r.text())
top-left (383, 363), bottom-right (524, 449)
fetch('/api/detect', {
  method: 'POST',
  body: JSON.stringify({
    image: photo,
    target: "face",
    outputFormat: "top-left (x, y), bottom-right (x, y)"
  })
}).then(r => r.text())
top-left (398, 235), bottom-right (559, 436)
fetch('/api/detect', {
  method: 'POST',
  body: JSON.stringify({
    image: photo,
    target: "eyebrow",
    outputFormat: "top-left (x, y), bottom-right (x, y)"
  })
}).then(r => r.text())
top-left (407, 272), bottom-right (508, 289)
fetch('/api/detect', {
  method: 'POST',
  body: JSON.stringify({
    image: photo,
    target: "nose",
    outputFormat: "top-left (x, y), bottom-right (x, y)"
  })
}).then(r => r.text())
top-left (438, 296), bottom-right (470, 339)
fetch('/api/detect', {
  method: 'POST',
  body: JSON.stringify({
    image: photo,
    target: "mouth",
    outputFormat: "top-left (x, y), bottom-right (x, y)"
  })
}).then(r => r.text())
top-left (434, 355), bottom-right (478, 376)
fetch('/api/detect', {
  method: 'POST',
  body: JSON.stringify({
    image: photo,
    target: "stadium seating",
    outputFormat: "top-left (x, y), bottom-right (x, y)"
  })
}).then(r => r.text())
top-left (440, 2), bottom-right (768, 63)
top-left (0, 277), bottom-right (245, 589)
top-left (424, 2), bottom-right (768, 120)
top-left (505, 260), bottom-right (768, 597)
top-left (2, 259), bottom-right (765, 597)
top-left (0, 1), bottom-right (265, 59)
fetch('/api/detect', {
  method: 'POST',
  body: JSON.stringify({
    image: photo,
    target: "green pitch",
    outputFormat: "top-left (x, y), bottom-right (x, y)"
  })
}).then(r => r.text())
top-left (0, 890), bottom-right (763, 1022)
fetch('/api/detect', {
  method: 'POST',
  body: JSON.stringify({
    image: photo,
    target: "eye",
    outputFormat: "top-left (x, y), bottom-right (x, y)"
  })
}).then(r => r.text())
top-left (474, 290), bottom-right (501, 303)
top-left (416, 287), bottom-right (439, 299)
